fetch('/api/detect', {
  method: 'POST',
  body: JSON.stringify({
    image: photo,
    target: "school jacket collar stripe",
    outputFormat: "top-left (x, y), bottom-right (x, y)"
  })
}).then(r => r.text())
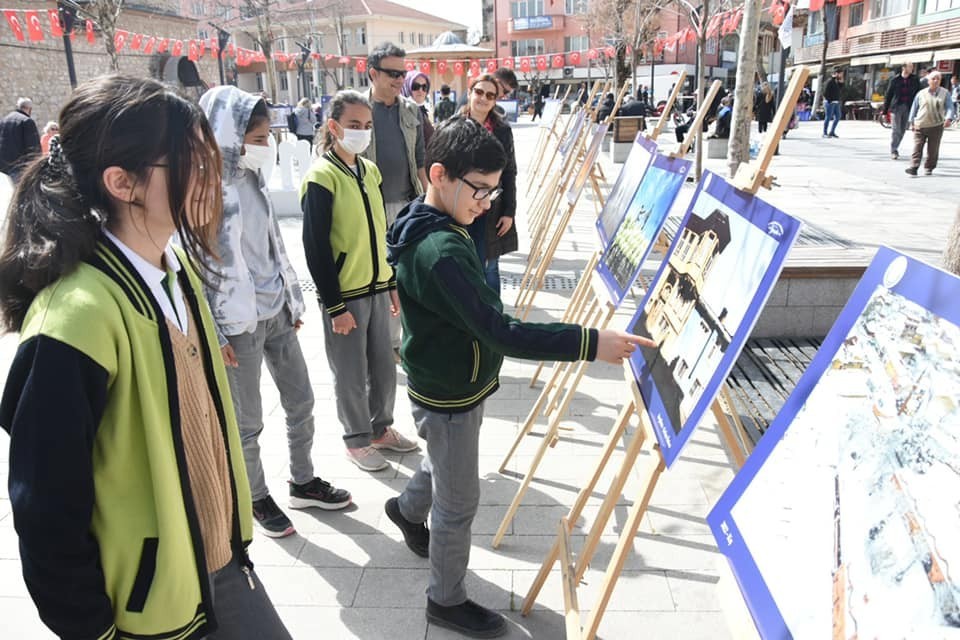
top-left (323, 149), bottom-right (366, 182)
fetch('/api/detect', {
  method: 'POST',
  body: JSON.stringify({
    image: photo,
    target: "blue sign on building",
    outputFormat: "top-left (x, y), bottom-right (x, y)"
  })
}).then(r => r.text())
top-left (513, 15), bottom-right (553, 31)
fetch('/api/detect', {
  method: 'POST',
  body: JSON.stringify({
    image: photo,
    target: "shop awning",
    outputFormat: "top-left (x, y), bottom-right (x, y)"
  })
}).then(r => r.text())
top-left (887, 51), bottom-right (934, 65)
top-left (850, 54), bottom-right (890, 67)
top-left (934, 48), bottom-right (960, 62)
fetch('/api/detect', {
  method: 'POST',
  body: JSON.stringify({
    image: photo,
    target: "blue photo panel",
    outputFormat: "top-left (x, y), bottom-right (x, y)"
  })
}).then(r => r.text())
top-left (626, 171), bottom-right (801, 468)
top-left (595, 151), bottom-right (690, 306)
top-left (558, 109), bottom-right (586, 157)
top-left (707, 247), bottom-right (960, 640)
top-left (566, 123), bottom-right (610, 206)
top-left (596, 135), bottom-right (657, 247)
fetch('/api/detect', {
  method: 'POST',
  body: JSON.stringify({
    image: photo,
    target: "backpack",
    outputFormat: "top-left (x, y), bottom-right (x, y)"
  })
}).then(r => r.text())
top-left (435, 98), bottom-right (455, 123)
top-left (286, 110), bottom-right (298, 131)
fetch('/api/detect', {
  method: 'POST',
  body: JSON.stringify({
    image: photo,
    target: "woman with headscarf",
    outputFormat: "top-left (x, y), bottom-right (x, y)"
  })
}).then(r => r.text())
top-left (402, 70), bottom-right (434, 147)
top-left (755, 82), bottom-right (775, 134)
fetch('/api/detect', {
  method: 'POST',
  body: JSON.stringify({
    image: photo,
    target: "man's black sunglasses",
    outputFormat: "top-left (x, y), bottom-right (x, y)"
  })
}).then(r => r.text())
top-left (374, 66), bottom-right (406, 80)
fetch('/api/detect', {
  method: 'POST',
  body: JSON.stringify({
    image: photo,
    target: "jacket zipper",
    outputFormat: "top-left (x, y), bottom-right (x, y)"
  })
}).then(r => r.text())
top-left (470, 340), bottom-right (480, 383)
top-left (331, 152), bottom-right (381, 295)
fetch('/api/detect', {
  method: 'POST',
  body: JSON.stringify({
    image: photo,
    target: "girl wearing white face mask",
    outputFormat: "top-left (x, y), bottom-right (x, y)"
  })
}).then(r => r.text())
top-left (301, 90), bottom-right (416, 473)
top-left (200, 87), bottom-right (354, 540)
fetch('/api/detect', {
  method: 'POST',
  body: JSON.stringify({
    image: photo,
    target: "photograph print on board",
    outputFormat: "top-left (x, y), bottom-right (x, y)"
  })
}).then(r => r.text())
top-left (566, 123), bottom-right (610, 206)
top-left (708, 248), bottom-right (960, 640)
top-left (627, 171), bottom-right (801, 467)
top-left (595, 151), bottom-right (690, 305)
top-left (596, 134), bottom-right (657, 246)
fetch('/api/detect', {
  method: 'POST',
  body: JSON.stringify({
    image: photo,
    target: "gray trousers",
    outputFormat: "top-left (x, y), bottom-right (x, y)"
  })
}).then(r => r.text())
top-left (226, 309), bottom-right (315, 501)
top-left (321, 293), bottom-right (397, 448)
top-left (890, 104), bottom-right (911, 153)
top-left (385, 201), bottom-right (408, 350)
top-left (204, 556), bottom-right (292, 640)
top-left (398, 402), bottom-right (484, 606)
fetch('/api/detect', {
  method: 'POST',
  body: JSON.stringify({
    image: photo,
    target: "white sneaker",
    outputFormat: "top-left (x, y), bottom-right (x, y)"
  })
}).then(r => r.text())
top-left (371, 427), bottom-right (420, 453)
top-left (346, 446), bottom-right (390, 471)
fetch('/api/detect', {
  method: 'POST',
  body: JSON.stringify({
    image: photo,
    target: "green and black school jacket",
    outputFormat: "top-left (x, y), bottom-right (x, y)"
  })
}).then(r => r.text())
top-left (300, 150), bottom-right (396, 317)
top-left (0, 236), bottom-right (253, 640)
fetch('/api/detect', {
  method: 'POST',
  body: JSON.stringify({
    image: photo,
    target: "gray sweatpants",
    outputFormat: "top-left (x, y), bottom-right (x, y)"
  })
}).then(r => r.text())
top-left (890, 103), bottom-right (911, 153)
top-left (225, 309), bottom-right (315, 502)
top-left (385, 201), bottom-right (408, 349)
top-left (397, 402), bottom-right (484, 606)
top-left (321, 292), bottom-right (397, 448)
top-left (204, 556), bottom-right (292, 639)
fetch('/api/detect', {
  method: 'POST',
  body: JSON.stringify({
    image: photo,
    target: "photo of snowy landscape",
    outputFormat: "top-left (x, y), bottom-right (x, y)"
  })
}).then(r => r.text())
top-left (726, 285), bottom-right (960, 639)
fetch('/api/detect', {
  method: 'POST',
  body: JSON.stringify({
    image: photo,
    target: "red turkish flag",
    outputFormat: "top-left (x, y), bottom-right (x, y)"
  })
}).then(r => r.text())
top-left (188, 40), bottom-right (199, 61)
top-left (114, 29), bottom-right (128, 52)
top-left (469, 60), bottom-right (480, 76)
top-left (486, 59), bottom-right (497, 72)
top-left (520, 57), bottom-right (531, 72)
top-left (587, 48), bottom-right (598, 60)
top-left (226, 43), bottom-right (235, 58)
top-left (809, 0), bottom-right (825, 10)
top-left (171, 40), bottom-right (183, 56)
top-left (654, 39), bottom-right (665, 56)
top-left (438, 60), bottom-right (448, 73)
top-left (551, 54), bottom-right (563, 68)
top-left (158, 37), bottom-right (169, 53)
top-left (731, 9), bottom-right (743, 31)
top-left (47, 9), bottom-right (63, 37)
top-left (706, 15), bottom-right (722, 38)
top-left (405, 59), bottom-right (416, 71)
top-left (501, 57), bottom-right (514, 69)
top-left (453, 61), bottom-right (464, 75)
top-left (356, 58), bottom-right (367, 73)
top-left (324, 53), bottom-right (335, 61)
top-left (198, 39), bottom-right (206, 57)
top-left (143, 36), bottom-right (156, 54)
top-left (338, 55), bottom-right (350, 64)
top-left (4, 11), bottom-right (25, 41)
top-left (310, 52), bottom-right (320, 60)
top-left (24, 10), bottom-right (44, 41)
top-left (603, 45), bottom-right (616, 58)
top-left (685, 27), bottom-right (697, 43)
top-left (536, 56), bottom-right (547, 71)
top-left (569, 51), bottom-right (581, 65)
top-left (130, 33), bottom-right (142, 50)
top-left (85, 19), bottom-right (94, 43)
top-left (420, 60), bottom-right (431, 74)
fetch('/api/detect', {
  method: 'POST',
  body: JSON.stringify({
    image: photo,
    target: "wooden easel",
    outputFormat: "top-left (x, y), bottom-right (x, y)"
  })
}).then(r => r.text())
top-left (649, 70), bottom-right (687, 143)
top-left (515, 84), bottom-right (630, 320)
top-left (526, 68), bottom-right (813, 640)
top-left (526, 86), bottom-right (575, 195)
top-left (671, 79), bottom-right (723, 159)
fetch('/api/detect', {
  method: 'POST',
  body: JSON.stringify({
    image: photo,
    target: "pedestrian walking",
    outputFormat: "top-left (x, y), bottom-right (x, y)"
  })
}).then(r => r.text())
top-left (300, 89), bottom-right (419, 473)
top-left (0, 97), bottom-right (41, 181)
top-left (460, 74), bottom-right (518, 295)
top-left (200, 85), bottom-right (352, 539)
top-left (434, 84), bottom-right (456, 123)
top-left (293, 97), bottom-right (318, 148)
top-left (532, 93), bottom-right (544, 121)
top-left (822, 68), bottom-right (844, 138)
top-left (0, 75), bottom-right (292, 640)
top-left (883, 63), bottom-right (920, 160)
top-left (39, 121), bottom-right (58, 155)
top-left (905, 71), bottom-right (955, 176)
top-left (363, 41), bottom-right (427, 358)
top-left (755, 82), bottom-right (775, 134)
top-left (402, 70), bottom-right (435, 148)
top-left (383, 116), bottom-right (653, 639)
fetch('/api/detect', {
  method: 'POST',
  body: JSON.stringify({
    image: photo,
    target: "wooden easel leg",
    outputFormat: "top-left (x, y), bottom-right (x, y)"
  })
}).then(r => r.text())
top-left (559, 517), bottom-right (584, 640)
top-left (521, 400), bottom-right (637, 615)
top-left (710, 396), bottom-right (745, 469)
top-left (582, 453), bottom-right (666, 640)
top-left (499, 359), bottom-right (571, 473)
top-left (720, 386), bottom-right (754, 458)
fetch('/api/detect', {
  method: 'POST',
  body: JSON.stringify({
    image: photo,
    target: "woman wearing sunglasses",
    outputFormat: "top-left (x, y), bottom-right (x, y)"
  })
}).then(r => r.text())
top-left (402, 70), bottom-right (435, 147)
top-left (460, 73), bottom-right (517, 295)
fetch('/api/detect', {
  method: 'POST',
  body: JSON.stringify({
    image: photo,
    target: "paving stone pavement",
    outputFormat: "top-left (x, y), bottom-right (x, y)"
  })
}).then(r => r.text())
top-left (0, 114), bottom-right (955, 639)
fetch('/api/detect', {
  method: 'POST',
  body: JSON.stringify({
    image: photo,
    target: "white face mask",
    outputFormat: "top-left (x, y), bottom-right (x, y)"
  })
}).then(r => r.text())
top-left (338, 127), bottom-right (372, 155)
top-left (240, 143), bottom-right (273, 172)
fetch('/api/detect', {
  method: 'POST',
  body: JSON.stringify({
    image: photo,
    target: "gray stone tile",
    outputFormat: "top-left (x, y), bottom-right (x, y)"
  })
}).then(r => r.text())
top-left (276, 604), bottom-right (428, 640)
top-left (353, 568), bottom-right (512, 610)
top-left (255, 565), bottom-right (362, 608)
top-left (0, 597), bottom-right (56, 639)
top-left (596, 611), bottom-right (732, 639)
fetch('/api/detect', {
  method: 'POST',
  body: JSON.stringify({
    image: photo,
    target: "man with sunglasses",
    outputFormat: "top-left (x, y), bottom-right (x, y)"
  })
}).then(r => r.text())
top-left (364, 42), bottom-right (429, 358)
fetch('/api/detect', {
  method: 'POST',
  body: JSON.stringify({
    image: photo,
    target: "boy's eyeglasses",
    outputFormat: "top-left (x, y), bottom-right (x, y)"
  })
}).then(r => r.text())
top-left (460, 176), bottom-right (502, 202)
top-left (472, 87), bottom-right (498, 101)
top-left (411, 82), bottom-right (428, 91)
top-left (374, 67), bottom-right (406, 80)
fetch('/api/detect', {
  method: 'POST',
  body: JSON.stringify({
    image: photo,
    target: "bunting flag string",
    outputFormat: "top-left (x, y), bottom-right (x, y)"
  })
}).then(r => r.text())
top-left (1, 3), bottom-right (800, 76)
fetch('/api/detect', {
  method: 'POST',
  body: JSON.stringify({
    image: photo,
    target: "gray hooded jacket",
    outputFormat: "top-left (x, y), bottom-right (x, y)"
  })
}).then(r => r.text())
top-left (199, 86), bottom-right (305, 343)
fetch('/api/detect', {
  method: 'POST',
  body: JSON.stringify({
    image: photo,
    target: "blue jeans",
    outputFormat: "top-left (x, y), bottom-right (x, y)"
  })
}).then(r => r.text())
top-left (823, 101), bottom-right (841, 135)
top-left (484, 258), bottom-right (500, 294)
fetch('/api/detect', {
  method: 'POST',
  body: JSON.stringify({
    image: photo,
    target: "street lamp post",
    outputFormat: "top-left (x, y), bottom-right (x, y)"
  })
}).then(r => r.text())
top-left (59, 1), bottom-right (78, 89)
top-left (209, 23), bottom-right (232, 86)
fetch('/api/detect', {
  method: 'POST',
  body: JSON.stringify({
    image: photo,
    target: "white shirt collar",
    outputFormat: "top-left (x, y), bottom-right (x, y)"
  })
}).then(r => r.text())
top-left (103, 228), bottom-right (181, 281)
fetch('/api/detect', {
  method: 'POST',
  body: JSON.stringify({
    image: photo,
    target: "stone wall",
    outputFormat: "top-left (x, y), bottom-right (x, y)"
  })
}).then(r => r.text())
top-left (0, 0), bottom-right (220, 127)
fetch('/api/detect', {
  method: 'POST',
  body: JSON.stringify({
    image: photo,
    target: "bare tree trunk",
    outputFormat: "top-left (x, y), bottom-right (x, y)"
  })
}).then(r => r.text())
top-left (93, 0), bottom-right (124, 71)
top-left (944, 207), bottom-right (960, 276)
top-left (812, 9), bottom-right (832, 115)
top-left (694, 0), bottom-right (708, 182)
top-left (726, 0), bottom-right (762, 177)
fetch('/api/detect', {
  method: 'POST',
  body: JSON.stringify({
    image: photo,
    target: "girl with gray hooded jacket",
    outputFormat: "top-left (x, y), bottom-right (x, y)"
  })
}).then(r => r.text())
top-left (199, 86), bottom-right (351, 539)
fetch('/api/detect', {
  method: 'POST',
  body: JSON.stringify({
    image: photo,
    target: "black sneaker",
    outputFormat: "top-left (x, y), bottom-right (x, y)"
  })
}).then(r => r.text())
top-left (426, 598), bottom-right (507, 638)
top-left (905, 166), bottom-right (918, 176)
top-left (829, 133), bottom-right (839, 138)
top-left (252, 495), bottom-right (295, 538)
top-left (384, 497), bottom-right (429, 558)
top-left (289, 477), bottom-right (352, 511)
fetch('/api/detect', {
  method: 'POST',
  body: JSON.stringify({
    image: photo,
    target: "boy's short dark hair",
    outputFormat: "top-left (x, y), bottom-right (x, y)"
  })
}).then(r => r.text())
top-left (368, 42), bottom-right (405, 71)
top-left (426, 116), bottom-right (506, 180)
top-left (493, 67), bottom-right (518, 91)
top-left (440, 84), bottom-right (451, 95)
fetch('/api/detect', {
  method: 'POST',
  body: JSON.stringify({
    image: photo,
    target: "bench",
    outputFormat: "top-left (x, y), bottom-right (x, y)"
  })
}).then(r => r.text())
top-left (609, 115), bottom-right (646, 163)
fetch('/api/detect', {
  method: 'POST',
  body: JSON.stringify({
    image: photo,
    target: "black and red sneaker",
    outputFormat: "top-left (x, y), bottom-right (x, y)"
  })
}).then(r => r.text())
top-left (252, 495), bottom-right (296, 538)
top-left (289, 477), bottom-right (352, 511)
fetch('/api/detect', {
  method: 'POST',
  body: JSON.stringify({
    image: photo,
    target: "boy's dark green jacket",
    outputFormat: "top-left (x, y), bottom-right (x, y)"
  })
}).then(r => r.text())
top-left (386, 198), bottom-right (598, 413)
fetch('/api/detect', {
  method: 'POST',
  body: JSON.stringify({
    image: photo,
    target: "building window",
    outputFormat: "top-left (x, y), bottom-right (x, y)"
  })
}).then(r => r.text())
top-left (923, 0), bottom-right (960, 12)
top-left (256, 73), bottom-right (264, 91)
top-left (511, 38), bottom-right (545, 56)
top-left (419, 33), bottom-right (424, 45)
top-left (848, 2), bottom-right (864, 25)
top-left (343, 29), bottom-right (351, 48)
top-left (565, 0), bottom-right (588, 13)
top-left (410, 32), bottom-right (416, 44)
top-left (705, 37), bottom-right (718, 54)
top-left (564, 35), bottom-right (589, 51)
top-left (191, 1), bottom-right (204, 16)
top-left (511, 0), bottom-right (544, 18)
top-left (871, 0), bottom-right (910, 18)
top-left (357, 27), bottom-right (366, 45)
top-left (280, 73), bottom-right (289, 91)
top-left (807, 10), bottom-right (824, 34)
top-left (399, 31), bottom-right (404, 43)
